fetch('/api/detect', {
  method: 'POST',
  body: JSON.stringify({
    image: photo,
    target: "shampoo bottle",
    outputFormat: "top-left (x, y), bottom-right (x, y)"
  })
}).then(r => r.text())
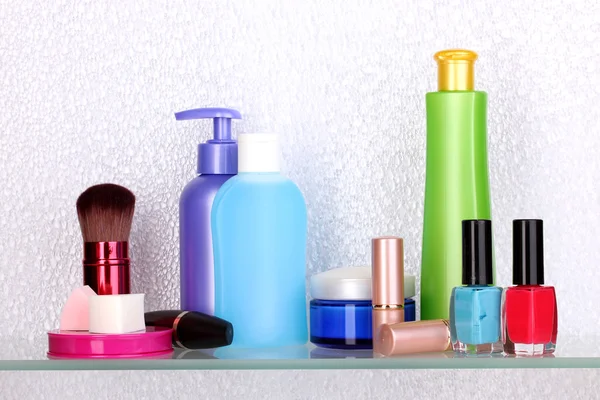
top-left (176, 108), bottom-right (241, 315)
top-left (211, 133), bottom-right (308, 348)
top-left (421, 50), bottom-right (495, 320)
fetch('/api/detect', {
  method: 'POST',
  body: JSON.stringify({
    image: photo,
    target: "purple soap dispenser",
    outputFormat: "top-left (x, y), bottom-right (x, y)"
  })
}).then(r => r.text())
top-left (175, 107), bottom-right (241, 315)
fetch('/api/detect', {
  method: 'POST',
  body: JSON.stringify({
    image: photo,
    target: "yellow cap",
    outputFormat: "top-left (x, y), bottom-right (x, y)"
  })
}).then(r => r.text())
top-left (433, 49), bottom-right (478, 91)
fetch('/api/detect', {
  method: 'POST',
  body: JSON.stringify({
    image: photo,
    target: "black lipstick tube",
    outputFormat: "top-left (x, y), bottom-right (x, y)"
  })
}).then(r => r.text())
top-left (145, 310), bottom-right (233, 349)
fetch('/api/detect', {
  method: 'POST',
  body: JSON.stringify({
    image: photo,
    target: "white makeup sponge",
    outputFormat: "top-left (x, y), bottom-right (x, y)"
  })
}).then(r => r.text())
top-left (88, 293), bottom-right (145, 334)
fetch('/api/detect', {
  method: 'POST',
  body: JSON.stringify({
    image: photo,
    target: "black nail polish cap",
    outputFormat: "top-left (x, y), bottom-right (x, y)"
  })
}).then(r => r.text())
top-left (462, 219), bottom-right (493, 285)
top-left (513, 219), bottom-right (544, 285)
top-left (145, 310), bottom-right (234, 350)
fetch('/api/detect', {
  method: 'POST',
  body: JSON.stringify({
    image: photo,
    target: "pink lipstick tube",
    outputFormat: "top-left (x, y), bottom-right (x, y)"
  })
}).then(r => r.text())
top-left (371, 237), bottom-right (405, 355)
top-left (378, 320), bottom-right (451, 356)
top-left (83, 242), bottom-right (130, 295)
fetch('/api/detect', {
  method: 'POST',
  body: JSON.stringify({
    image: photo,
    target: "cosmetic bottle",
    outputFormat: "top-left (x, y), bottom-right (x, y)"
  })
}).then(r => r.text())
top-left (421, 50), bottom-right (494, 320)
top-left (144, 310), bottom-right (233, 349)
top-left (502, 219), bottom-right (557, 356)
top-left (176, 108), bottom-right (241, 315)
top-left (450, 220), bottom-right (501, 355)
top-left (211, 133), bottom-right (307, 348)
top-left (371, 237), bottom-right (405, 355)
top-left (308, 266), bottom-right (416, 350)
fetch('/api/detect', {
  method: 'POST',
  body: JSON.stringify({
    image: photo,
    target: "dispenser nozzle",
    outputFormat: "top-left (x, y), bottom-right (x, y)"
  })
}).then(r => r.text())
top-left (433, 49), bottom-right (478, 91)
top-left (174, 107), bottom-right (242, 141)
top-left (213, 119), bottom-right (230, 141)
top-left (174, 107), bottom-right (242, 175)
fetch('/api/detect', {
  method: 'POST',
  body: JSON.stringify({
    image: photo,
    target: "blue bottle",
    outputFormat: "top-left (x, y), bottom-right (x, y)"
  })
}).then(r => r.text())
top-left (450, 220), bottom-right (502, 355)
top-left (176, 108), bottom-right (241, 315)
top-left (211, 133), bottom-right (308, 348)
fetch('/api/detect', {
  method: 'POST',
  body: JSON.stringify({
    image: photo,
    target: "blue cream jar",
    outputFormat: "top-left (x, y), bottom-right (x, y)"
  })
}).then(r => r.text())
top-left (309, 266), bottom-right (416, 349)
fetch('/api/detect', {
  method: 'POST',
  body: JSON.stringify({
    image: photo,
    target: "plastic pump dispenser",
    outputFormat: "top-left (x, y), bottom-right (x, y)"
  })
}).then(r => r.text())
top-left (175, 108), bottom-right (240, 174)
top-left (176, 107), bottom-right (241, 315)
top-left (211, 133), bottom-right (308, 348)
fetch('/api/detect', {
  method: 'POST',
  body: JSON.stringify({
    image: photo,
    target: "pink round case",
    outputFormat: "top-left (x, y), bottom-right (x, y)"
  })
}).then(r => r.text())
top-left (47, 326), bottom-right (173, 359)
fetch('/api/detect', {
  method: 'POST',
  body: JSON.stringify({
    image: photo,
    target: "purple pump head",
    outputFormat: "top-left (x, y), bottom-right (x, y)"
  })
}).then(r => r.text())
top-left (175, 108), bottom-right (241, 174)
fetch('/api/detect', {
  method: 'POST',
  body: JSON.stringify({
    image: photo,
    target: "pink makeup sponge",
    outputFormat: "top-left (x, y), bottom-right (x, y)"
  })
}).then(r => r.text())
top-left (59, 286), bottom-right (97, 331)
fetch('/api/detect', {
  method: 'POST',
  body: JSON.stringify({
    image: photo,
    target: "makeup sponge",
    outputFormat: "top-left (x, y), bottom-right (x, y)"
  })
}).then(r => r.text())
top-left (59, 286), bottom-right (97, 331)
top-left (89, 294), bottom-right (145, 334)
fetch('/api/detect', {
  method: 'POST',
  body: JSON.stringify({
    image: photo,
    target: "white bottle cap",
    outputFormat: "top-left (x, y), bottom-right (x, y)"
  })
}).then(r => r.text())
top-left (310, 266), bottom-right (417, 300)
top-left (238, 133), bottom-right (280, 173)
top-left (88, 294), bottom-right (146, 334)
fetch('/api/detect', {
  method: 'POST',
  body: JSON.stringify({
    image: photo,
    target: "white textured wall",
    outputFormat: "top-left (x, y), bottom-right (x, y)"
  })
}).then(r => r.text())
top-left (1, 0), bottom-right (599, 398)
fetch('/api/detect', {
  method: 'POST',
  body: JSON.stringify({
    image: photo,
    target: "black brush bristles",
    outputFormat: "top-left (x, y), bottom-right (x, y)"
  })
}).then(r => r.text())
top-left (76, 183), bottom-right (136, 242)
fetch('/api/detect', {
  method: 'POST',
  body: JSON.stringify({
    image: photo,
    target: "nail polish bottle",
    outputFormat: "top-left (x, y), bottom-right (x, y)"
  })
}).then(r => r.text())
top-left (502, 219), bottom-right (557, 356)
top-left (450, 220), bottom-right (502, 355)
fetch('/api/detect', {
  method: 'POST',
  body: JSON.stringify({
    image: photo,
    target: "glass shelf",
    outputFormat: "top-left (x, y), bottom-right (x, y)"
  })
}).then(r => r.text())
top-left (0, 335), bottom-right (597, 371)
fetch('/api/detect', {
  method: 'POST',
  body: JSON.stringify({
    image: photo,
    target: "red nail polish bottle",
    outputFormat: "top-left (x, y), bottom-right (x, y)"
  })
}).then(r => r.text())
top-left (502, 219), bottom-right (557, 356)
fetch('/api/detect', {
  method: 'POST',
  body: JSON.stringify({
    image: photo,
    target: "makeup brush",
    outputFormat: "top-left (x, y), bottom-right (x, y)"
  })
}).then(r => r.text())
top-left (76, 183), bottom-right (135, 295)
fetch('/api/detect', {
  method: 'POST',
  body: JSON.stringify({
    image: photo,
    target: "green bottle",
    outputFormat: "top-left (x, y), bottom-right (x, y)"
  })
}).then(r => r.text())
top-left (420, 49), bottom-right (495, 321)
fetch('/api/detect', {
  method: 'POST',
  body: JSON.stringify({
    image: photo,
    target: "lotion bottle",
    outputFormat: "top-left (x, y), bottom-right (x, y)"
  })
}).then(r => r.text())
top-left (211, 133), bottom-right (308, 348)
top-left (421, 50), bottom-right (495, 320)
top-left (176, 107), bottom-right (241, 315)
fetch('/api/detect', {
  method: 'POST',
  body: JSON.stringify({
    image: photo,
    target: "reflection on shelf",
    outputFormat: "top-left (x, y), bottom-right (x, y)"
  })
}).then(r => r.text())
top-left (310, 348), bottom-right (373, 359)
top-left (172, 348), bottom-right (217, 360)
top-left (214, 345), bottom-right (310, 360)
top-left (0, 335), bottom-right (593, 370)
